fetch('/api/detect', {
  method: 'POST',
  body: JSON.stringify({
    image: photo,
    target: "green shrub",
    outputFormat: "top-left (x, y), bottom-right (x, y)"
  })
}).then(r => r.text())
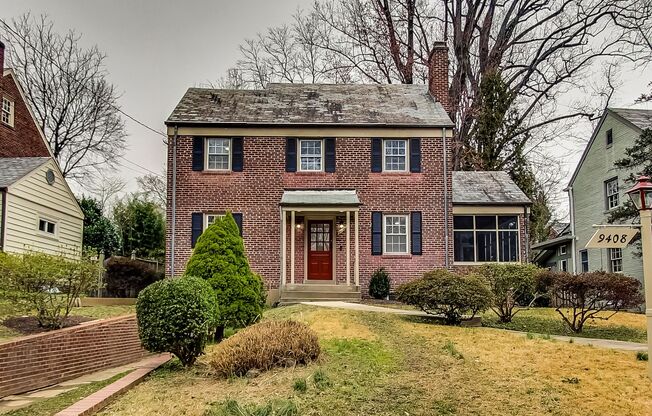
top-left (185, 212), bottom-right (265, 340)
top-left (546, 270), bottom-right (644, 333)
top-left (396, 269), bottom-right (492, 325)
top-left (369, 267), bottom-right (390, 299)
top-left (136, 276), bottom-right (218, 366)
top-left (209, 320), bottom-right (320, 377)
top-left (478, 263), bottom-right (543, 323)
top-left (0, 251), bottom-right (100, 329)
top-left (104, 256), bottom-right (163, 297)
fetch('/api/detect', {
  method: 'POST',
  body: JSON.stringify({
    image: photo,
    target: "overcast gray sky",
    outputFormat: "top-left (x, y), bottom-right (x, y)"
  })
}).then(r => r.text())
top-left (1, 0), bottom-right (650, 217)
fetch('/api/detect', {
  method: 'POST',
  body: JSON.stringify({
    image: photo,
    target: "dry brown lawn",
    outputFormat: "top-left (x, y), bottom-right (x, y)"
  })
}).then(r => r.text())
top-left (99, 305), bottom-right (652, 416)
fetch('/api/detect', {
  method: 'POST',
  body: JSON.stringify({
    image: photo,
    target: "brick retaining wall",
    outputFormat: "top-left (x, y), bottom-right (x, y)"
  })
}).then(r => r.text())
top-left (0, 315), bottom-right (149, 398)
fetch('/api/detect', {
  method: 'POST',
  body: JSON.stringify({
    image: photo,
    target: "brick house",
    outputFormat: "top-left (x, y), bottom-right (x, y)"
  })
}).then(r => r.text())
top-left (0, 41), bottom-right (83, 257)
top-left (166, 51), bottom-right (531, 303)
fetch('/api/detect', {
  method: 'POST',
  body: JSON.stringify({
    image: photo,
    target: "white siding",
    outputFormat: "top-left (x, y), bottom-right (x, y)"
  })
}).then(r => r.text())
top-left (3, 159), bottom-right (83, 257)
top-left (571, 113), bottom-right (643, 281)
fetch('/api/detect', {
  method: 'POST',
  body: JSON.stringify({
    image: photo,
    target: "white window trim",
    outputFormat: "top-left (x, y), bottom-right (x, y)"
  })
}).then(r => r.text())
top-left (453, 215), bottom-right (521, 264)
top-left (204, 213), bottom-right (225, 230)
top-left (559, 245), bottom-right (567, 255)
top-left (297, 139), bottom-right (324, 172)
top-left (558, 259), bottom-right (568, 272)
top-left (580, 249), bottom-right (589, 272)
top-left (382, 214), bottom-right (410, 255)
top-left (37, 217), bottom-right (58, 239)
top-left (382, 139), bottom-right (409, 173)
top-left (605, 177), bottom-right (619, 210)
top-left (205, 138), bottom-right (232, 171)
top-left (609, 248), bottom-right (623, 273)
top-left (1, 97), bottom-right (14, 127)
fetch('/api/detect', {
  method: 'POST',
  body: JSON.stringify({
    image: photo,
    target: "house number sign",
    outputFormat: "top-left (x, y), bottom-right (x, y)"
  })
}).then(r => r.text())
top-left (585, 227), bottom-right (639, 249)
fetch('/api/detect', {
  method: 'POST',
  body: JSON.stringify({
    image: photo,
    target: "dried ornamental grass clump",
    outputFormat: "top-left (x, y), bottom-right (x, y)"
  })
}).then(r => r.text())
top-left (209, 320), bottom-right (320, 377)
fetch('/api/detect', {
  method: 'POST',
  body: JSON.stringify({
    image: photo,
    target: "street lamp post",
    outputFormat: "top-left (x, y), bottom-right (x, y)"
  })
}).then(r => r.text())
top-left (625, 175), bottom-right (652, 379)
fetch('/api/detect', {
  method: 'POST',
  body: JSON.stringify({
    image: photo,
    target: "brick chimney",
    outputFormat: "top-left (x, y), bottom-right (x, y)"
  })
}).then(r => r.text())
top-left (0, 40), bottom-right (4, 74)
top-left (428, 41), bottom-right (450, 114)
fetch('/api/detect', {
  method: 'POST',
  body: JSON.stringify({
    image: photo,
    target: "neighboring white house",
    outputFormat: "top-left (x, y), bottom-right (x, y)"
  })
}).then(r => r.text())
top-left (566, 107), bottom-right (652, 281)
top-left (0, 158), bottom-right (84, 257)
top-left (0, 41), bottom-right (84, 258)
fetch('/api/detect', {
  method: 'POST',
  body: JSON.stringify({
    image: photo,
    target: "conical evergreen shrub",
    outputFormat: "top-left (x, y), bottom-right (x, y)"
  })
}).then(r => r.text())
top-left (184, 212), bottom-right (265, 339)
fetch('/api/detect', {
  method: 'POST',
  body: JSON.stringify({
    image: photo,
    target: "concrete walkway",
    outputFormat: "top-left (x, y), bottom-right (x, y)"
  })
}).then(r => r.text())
top-left (0, 355), bottom-right (169, 414)
top-left (300, 301), bottom-right (647, 352)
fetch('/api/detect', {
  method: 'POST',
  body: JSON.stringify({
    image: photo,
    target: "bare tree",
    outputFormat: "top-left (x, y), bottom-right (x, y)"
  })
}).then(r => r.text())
top-left (85, 174), bottom-right (126, 215)
top-left (2, 14), bottom-right (126, 179)
top-left (136, 172), bottom-right (166, 209)
top-left (224, 0), bottom-right (651, 168)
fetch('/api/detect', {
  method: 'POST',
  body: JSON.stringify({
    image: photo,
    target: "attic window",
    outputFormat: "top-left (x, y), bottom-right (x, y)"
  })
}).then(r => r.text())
top-left (1, 97), bottom-right (14, 127)
top-left (606, 128), bottom-right (613, 147)
top-left (38, 218), bottom-right (57, 236)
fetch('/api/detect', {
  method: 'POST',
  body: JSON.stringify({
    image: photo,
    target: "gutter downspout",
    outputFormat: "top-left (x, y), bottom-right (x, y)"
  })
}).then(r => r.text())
top-left (567, 186), bottom-right (577, 274)
top-left (443, 127), bottom-right (450, 268)
top-left (524, 205), bottom-right (530, 261)
top-left (170, 126), bottom-right (178, 278)
top-left (0, 188), bottom-right (6, 251)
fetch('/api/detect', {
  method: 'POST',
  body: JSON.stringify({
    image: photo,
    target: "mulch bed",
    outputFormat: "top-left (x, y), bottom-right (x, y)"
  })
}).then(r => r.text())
top-left (2, 315), bottom-right (94, 336)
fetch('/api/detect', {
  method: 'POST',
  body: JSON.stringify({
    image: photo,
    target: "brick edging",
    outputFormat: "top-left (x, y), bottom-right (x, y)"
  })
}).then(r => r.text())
top-left (55, 354), bottom-right (171, 416)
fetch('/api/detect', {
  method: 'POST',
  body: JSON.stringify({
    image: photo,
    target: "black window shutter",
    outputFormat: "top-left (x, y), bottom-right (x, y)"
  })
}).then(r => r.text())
top-left (372, 211), bottom-right (383, 255)
top-left (233, 213), bottom-right (243, 236)
top-left (371, 138), bottom-right (382, 172)
top-left (232, 137), bottom-right (244, 172)
top-left (324, 138), bottom-right (336, 172)
top-left (192, 137), bottom-right (204, 171)
top-left (411, 211), bottom-right (422, 255)
top-left (286, 138), bottom-right (297, 172)
top-left (191, 212), bottom-right (203, 248)
top-left (410, 138), bottom-right (421, 173)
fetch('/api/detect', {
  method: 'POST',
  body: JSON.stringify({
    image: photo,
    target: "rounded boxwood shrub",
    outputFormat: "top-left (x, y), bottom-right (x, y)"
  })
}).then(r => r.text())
top-left (136, 276), bottom-right (218, 366)
top-left (396, 269), bottom-right (493, 325)
top-left (369, 267), bottom-right (391, 299)
top-left (184, 212), bottom-right (265, 340)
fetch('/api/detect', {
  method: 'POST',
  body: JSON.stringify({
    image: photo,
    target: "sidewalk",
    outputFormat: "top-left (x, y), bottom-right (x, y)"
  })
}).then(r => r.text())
top-left (300, 301), bottom-right (647, 352)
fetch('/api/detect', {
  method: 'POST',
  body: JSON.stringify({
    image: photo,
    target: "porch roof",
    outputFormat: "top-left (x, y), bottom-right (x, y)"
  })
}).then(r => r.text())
top-left (280, 190), bottom-right (360, 207)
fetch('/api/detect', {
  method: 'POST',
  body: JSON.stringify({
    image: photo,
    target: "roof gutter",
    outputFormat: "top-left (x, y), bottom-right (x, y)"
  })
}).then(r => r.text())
top-left (164, 120), bottom-right (456, 129)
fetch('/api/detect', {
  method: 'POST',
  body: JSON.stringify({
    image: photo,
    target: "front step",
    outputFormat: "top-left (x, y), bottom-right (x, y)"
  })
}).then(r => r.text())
top-left (279, 284), bottom-right (361, 305)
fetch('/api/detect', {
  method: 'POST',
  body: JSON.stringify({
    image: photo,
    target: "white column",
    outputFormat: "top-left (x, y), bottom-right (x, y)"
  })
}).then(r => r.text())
top-left (354, 210), bottom-right (360, 286)
top-left (346, 211), bottom-right (351, 286)
top-left (291, 210), bottom-right (296, 285)
top-left (281, 209), bottom-right (286, 286)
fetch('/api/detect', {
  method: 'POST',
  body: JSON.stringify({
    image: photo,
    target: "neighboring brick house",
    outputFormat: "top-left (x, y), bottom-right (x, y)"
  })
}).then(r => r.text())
top-left (566, 108), bottom-right (652, 281)
top-left (0, 41), bottom-right (83, 257)
top-left (166, 59), bottom-right (531, 303)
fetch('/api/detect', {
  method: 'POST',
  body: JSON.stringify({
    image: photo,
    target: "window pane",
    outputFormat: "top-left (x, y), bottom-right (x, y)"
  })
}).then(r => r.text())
top-left (454, 231), bottom-right (474, 262)
top-left (453, 216), bottom-right (473, 229)
top-left (498, 216), bottom-right (518, 230)
top-left (384, 140), bottom-right (407, 171)
top-left (476, 216), bottom-right (496, 230)
top-left (39, 220), bottom-right (46, 232)
top-left (476, 231), bottom-right (497, 261)
top-left (47, 222), bottom-right (55, 234)
top-left (384, 215), bottom-right (408, 253)
top-left (499, 231), bottom-right (518, 262)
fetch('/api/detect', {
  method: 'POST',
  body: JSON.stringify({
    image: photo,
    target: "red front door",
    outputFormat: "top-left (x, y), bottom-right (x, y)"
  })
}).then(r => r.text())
top-left (307, 221), bottom-right (333, 280)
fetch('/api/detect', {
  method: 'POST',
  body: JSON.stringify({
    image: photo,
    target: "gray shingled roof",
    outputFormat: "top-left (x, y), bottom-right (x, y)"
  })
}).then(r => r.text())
top-left (166, 83), bottom-right (453, 127)
top-left (611, 108), bottom-right (652, 130)
top-left (0, 157), bottom-right (49, 188)
top-left (452, 171), bottom-right (531, 205)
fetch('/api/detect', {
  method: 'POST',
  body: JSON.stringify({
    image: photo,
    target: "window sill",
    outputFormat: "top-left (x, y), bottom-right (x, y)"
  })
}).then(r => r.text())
top-left (199, 170), bottom-right (236, 175)
top-left (371, 172), bottom-right (418, 176)
top-left (294, 171), bottom-right (331, 176)
top-left (0, 121), bottom-right (14, 129)
top-left (381, 254), bottom-right (412, 259)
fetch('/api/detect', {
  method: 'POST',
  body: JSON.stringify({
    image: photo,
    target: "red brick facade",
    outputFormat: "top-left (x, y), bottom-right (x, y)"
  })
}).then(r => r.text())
top-left (167, 134), bottom-right (457, 293)
top-left (0, 43), bottom-right (51, 157)
top-left (0, 315), bottom-right (149, 398)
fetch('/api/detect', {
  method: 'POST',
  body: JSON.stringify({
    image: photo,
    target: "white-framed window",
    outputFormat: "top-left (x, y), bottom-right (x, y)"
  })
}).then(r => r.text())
top-left (1, 97), bottom-right (14, 127)
top-left (453, 215), bottom-right (520, 263)
top-left (383, 214), bottom-right (409, 254)
top-left (580, 249), bottom-right (589, 273)
top-left (605, 178), bottom-right (619, 210)
top-left (206, 138), bottom-right (231, 170)
top-left (558, 245), bottom-right (567, 256)
top-left (609, 248), bottom-right (623, 273)
top-left (558, 259), bottom-right (568, 272)
top-left (298, 139), bottom-right (323, 171)
top-left (38, 218), bottom-right (57, 236)
top-left (383, 139), bottom-right (408, 172)
top-left (204, 213), bottom-right (225, 230)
